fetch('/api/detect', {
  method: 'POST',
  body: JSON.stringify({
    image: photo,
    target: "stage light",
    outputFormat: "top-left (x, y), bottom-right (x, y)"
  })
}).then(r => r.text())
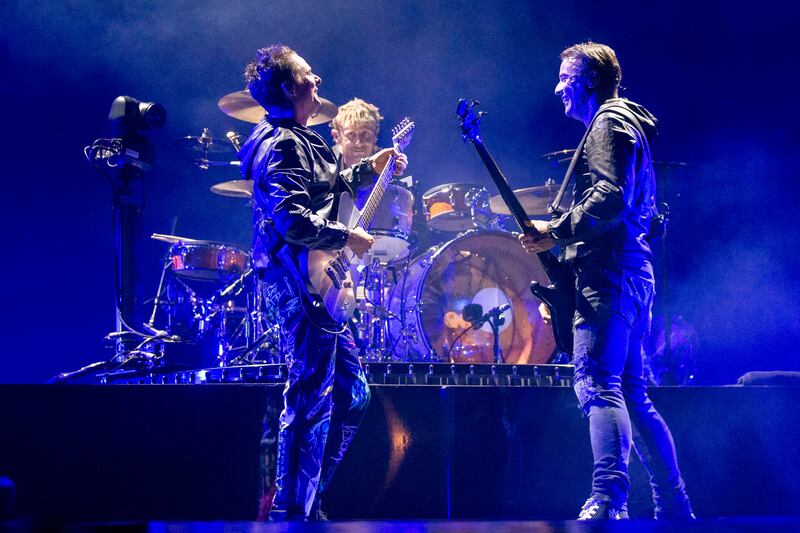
top-left (107, 95), bottom-right (166, 131)
top-left (106, 95), bottom-right (166, 170)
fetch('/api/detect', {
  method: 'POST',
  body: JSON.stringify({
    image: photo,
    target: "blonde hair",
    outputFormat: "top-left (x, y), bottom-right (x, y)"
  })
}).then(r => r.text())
top-left (331, 98), bottom-right (383, 135)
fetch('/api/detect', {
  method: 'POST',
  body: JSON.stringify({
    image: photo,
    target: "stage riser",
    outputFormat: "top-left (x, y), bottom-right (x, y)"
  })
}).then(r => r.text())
top-left (1, 385), bottom-right (798, 521)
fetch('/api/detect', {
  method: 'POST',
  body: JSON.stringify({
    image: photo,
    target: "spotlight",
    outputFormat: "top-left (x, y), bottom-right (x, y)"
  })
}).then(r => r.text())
top-left (108, 96), bottom-right (166, 131)
top-left (106, 96), bottom-right (166, 169)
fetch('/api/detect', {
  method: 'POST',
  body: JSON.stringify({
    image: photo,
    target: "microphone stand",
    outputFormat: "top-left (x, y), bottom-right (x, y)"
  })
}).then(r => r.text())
top-left (466, 304), bottom-right (509, 364)
top-left (489, 313), bottom-right (505, 364)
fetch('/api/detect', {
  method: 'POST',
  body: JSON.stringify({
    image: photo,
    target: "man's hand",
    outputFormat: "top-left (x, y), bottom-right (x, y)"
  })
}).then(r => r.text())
top-left (346, 226), bottom-right (375, 257)
top-left (518, 219), bottom-right (556, 253)
top-left (370, 148), bottom-right (407, 176)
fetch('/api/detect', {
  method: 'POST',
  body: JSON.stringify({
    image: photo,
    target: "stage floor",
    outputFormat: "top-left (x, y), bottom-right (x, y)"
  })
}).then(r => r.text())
top-left (3, 518), bottom-right (800, 532)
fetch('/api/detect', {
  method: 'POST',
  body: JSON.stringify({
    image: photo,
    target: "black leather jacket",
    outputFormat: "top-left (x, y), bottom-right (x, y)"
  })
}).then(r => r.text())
top-left (239, 117), bottom-right (375, 270)
top-left (547, 98), bottom-right (659, 273)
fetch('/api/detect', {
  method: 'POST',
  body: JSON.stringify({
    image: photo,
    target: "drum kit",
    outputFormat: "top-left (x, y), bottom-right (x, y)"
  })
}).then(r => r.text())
top-left (145, 89), bottom-right (574, 370)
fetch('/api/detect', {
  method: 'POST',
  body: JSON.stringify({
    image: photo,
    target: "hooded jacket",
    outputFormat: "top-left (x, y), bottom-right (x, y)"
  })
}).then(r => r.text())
top-left (547, 98), bottom-right (659, 272)
top-left (239, 117), bottom-right (374, 270)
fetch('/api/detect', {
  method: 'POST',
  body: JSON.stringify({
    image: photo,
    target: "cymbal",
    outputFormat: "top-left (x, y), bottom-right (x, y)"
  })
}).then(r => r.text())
top-left (218, 90), bottom-right (338, 126)
top-left (541, 148), bottom-right (575, 161)
top-left (175, 132), bottom-right (235, 155)
top-left (210, 179), bottom-right (253, 199)
top-left (489, 184), bottom-right (573, 216)
top-left (542, 148), bottom-right (690, 169)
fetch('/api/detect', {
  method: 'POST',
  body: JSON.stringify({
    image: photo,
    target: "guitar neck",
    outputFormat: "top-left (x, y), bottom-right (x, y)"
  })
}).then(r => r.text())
top-left (356, 155), bottom-right (396, 231)
top-left (470, 138), bottom-right (533, 234)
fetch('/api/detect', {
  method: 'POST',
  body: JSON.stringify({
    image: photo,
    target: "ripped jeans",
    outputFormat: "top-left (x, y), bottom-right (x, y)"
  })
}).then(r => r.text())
top-left (260, 270), bottom-right (371, 520)
top-left (572, 265), bottom-right (689, 511)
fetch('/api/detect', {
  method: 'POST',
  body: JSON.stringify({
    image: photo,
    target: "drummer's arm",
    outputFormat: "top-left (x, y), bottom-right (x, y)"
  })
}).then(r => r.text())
top-left (341, 149), bottom-right (408, 188)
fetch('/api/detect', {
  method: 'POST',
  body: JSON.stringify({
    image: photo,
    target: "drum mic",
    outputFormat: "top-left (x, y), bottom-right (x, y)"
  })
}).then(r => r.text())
top-left (462, 303), bottom-right (484, 326)
top-left (462, 303), bottom-right (511, 330)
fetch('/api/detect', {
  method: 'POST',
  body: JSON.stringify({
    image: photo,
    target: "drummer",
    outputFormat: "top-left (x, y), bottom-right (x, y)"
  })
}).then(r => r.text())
top-left (331, 98), bottom-right (408, 209)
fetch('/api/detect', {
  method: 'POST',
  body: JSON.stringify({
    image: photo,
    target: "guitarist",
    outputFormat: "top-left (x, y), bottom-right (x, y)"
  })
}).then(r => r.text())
top-left (519, 42), bottom-right (694, 520)
top-left (240, 44), bottom-right (406, 521)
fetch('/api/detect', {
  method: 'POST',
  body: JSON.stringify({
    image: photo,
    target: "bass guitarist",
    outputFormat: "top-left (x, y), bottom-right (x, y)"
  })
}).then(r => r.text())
top-left (519, 42), bottom-right (694, 520)
top-left (239, 44), bottom-right (406, 521)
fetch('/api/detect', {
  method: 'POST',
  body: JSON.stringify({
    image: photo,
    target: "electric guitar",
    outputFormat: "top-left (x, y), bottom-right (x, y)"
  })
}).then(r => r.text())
top-left (456, 99), bottom-right (575, 354)
top-left (303, 118), bottom-right (415, 325)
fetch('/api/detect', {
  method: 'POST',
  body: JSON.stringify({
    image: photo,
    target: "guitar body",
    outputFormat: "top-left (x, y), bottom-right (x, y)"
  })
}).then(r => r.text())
top-left (530, 251), bottom-right (575, 355)
top-left (456, 99), bottom-right (576, 355)
top-left (306, 192), bottom-right (360, 324)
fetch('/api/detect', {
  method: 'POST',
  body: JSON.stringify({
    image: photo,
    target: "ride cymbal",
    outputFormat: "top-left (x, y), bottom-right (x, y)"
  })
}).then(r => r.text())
top-left (489, 184), bottom-right (573, 216)
top-left (218, 90), bottom-right (337, 126)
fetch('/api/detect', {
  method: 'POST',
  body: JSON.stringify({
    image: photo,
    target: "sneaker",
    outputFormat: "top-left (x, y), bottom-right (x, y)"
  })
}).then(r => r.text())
top-left (578, 497), bottom-right (629, 520)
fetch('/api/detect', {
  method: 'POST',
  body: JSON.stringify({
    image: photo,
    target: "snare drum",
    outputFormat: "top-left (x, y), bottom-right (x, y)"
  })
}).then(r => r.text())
top-left (169, 241), bottom-right (249, 282)
top-left (422, 182), bottom-right (490, 232)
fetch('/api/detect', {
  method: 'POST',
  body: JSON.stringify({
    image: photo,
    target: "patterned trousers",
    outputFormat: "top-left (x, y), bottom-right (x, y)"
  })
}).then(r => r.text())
top-left (259, 270), bottom-right (370, 520)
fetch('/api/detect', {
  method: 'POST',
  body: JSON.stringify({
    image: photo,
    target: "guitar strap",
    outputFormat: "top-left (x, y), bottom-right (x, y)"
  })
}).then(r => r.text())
top-left (547, 102), bottom-right (652, 215)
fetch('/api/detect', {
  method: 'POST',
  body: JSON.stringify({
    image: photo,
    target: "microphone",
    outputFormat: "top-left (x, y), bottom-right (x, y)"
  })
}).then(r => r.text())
top-left (462, 303), bottom-right (511, 330)
top-left (462, 303), bottom-right (484, 325)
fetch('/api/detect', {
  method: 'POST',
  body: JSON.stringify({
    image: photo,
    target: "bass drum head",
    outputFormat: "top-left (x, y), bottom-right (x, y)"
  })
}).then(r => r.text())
top-left (387, 231), bottom-right (556, 363)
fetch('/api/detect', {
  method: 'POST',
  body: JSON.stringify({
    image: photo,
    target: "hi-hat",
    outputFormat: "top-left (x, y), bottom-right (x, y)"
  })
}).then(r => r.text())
top-left (218, 90), bottom-right (338, 126)
top-left (489, 184), bottom-right (573, 216)
top-left (175, 130), bottom-right (236, 155)
top-left (210, 179), bottom-right (253, 199)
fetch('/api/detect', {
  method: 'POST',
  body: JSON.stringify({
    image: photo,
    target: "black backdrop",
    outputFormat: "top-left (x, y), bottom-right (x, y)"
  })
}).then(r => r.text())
top-left (2, 0), bottom-right (798, 383)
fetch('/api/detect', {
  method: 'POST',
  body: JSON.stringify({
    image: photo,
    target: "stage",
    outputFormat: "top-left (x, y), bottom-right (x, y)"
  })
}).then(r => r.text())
top-left (1, 379), bottom-right (798, 524)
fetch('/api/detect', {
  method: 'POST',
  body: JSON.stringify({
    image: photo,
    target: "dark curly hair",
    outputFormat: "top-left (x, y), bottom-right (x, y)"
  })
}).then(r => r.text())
top-left (560, 41), bottom-right (622, 100)
top-left (244, 44), bottom-right (298, 109)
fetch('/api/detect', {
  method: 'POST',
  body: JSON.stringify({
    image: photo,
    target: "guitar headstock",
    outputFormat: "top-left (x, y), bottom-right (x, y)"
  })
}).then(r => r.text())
top-left (392, 118), bottom-right (415, 151)
top-left (456, 99), bottom-right (484, 144)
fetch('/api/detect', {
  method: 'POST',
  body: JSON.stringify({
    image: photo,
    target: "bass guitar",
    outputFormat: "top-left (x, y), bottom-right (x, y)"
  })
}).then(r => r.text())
top-left (303, 118), bottom-right (415, 325)
top-left (456, 99), bottom-right (575, 354)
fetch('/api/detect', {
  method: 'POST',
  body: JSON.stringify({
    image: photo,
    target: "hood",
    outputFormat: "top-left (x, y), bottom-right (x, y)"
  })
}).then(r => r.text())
top-left (602, 98), bottom-right (658, 141)
top-left (238, 118), bottom-right (274, 181)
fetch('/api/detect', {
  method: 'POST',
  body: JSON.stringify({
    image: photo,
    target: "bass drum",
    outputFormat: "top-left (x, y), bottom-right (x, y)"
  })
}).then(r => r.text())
top-left (387, 231), bottom-right (556, 363)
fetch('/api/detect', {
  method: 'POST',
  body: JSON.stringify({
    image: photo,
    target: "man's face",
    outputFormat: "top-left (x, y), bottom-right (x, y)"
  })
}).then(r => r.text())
top-left (554, 58), bottom-right (593, 124)
top-left (333, 124), bottom-right (377, 167)
top-left (288, 53), bottom-right (321, 116)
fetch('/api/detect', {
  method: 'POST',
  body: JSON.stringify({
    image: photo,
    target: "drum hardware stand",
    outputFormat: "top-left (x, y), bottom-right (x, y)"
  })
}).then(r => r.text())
top-left (226, 271), bottom-right (282, 366)
top-left (144, 256), bottom-right (175, 337)
top-left (205, 269), bottom-right (254, 366)
top-left (358, 259), bottom-right (393, 361)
